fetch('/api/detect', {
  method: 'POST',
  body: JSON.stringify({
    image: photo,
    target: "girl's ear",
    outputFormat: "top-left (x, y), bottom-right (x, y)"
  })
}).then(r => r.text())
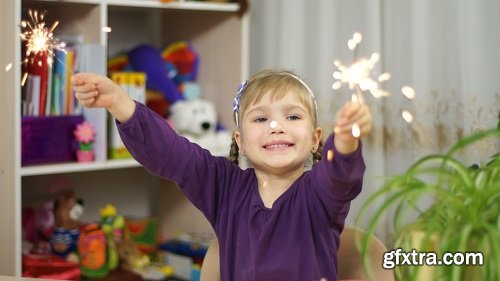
top-left (312, 127), bottom-right (323, 152)
top-left (234, 130), bottom-right (242, 151)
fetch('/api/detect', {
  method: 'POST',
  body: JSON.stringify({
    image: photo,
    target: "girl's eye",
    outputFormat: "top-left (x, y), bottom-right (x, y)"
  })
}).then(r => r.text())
top-left (287, 115), bottom-right (301, 121)
top-left (254, 117), bottom-right (268, 123)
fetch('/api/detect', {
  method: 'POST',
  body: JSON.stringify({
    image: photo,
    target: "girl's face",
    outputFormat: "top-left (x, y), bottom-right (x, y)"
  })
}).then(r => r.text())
top-left (234, 90), bottom-right (322, 175)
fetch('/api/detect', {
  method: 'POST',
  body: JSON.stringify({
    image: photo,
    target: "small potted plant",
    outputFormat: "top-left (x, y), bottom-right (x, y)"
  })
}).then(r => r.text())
top-left (356, 126), bottom-right (500, 281)
top-left (74, 121), bottom-right (96, 162)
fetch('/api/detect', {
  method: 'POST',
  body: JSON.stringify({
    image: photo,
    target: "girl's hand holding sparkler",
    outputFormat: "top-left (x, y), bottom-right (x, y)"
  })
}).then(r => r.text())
top-left (333, 101), bottom-right (372, 154)
top-left (72, 72), bottom-right (136, 123)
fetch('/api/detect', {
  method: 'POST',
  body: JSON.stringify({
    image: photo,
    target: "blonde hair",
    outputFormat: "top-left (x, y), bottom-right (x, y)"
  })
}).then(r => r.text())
top-left (229, 69), bottom-right (322, 165)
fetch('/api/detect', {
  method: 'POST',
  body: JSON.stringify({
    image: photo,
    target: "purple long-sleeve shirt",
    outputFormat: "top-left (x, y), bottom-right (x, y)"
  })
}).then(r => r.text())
top-left (117, 102), bottom-right (365, 281)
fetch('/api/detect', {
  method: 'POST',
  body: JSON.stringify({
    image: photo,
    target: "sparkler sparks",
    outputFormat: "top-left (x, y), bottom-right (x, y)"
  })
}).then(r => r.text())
top-left (332, 32), bottom-right (416, 136)
top-left (332, 32), bottom-right (390, 102)
top-left (401, 86), bottom-right (416, 100)
top-left (20, 9), bottom-right (65, 85)
top-left (402, 110), bottom-right (414, 123)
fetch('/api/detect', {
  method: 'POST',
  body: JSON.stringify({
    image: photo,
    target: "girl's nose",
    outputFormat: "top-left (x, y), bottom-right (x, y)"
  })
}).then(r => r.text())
top-left (269, 120), bottom-right (285, 134)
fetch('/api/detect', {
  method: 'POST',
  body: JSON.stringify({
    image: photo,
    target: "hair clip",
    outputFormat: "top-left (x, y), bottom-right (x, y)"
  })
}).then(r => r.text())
top-left (233, 80), bottom-right (248, 128)
top-left (233, 80), bottom-right (248, 113)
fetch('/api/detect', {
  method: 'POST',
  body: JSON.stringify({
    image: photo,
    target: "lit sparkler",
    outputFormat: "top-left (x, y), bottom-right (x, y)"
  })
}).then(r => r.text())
top-left (331, 32), bottom-right (391, 103)
top-left (19, 9), bottom-right (66, 85)
top-left (332, 32), bottom-right (415, 136)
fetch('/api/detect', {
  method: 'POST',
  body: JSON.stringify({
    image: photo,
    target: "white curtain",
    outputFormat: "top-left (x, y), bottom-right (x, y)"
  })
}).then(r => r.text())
top-left (248, 0), bottom-right (500, 242)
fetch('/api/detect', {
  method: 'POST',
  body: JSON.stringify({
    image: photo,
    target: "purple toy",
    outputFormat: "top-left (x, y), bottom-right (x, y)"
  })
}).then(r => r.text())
top-left (128, 44), bottom-right (184, 104)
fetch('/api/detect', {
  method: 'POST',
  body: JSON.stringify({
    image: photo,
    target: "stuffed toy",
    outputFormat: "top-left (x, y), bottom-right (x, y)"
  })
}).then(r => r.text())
top-left (161, 41), bottom-right (199, 85)
top-left (128, 44), bottom-right (184, 104)
top-left (22, 201), bottom-right (54, 244)
top-left (51, 191), bottom-right (84, 259)
top-left (169, 98), bottom-right (232, 157)
top-left (53, 191), bottom-right (84, 230)
top-left (123, 41), bottom-right (200, 101)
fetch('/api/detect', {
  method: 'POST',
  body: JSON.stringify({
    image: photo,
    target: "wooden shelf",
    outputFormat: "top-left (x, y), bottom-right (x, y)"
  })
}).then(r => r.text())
top-left (107, 0), bottom-right (239, 11)
top-left (30, 0), bottom-right (240, 11)
top-left (21, 158), bottom-right (142, 176)
top-left (24, 0), bottom-right (103, 5)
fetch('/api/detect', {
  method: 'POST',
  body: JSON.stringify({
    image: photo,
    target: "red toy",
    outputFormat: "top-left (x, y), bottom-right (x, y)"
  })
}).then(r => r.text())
top-left (23, 252), bottom-right (80, 280)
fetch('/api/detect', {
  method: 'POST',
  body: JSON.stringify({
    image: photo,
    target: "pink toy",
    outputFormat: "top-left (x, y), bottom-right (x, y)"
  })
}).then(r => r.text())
top-left (73, 121), bottom-right (95, 162)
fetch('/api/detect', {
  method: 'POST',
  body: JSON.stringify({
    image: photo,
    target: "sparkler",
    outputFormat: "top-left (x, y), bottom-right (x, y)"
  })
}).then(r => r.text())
top-left (19, 9), bottom-right (66, 85)
top-left (332, 32), bottom-right (391, 104)
top-left (331, 32), bottom-right (415, 138)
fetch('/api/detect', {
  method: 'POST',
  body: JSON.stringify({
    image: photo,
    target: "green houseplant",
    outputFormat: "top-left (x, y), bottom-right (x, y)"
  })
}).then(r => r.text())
top-left (356, 126), bottom-right (500, 281)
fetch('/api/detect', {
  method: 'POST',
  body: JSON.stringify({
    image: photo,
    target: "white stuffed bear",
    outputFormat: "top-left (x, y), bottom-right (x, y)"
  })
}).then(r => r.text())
top-left (169, 98), bottom-right (232, 157)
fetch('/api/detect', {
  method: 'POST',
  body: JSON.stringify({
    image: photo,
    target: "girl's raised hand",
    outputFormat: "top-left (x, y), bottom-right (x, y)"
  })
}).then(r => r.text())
top-left (72, 72), bottom-right (136, 123)
top-left (72, 72), bottom-right (122, 109)
top-left (333, 101), bottom-right (372, 154)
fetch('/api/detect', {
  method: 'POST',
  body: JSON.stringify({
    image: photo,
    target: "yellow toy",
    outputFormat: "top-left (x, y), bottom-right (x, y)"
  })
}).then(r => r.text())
top-left (99, 204), bottom-right (125, 271)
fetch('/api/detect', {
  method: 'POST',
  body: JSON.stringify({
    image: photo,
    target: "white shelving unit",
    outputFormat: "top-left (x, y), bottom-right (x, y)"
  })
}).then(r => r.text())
top-left (0, 0), bottom-right (248, 276)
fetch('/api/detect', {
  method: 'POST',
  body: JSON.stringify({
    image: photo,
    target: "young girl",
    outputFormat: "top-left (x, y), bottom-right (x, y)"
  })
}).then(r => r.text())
top-left (72, 69), bottom-right (372, 281)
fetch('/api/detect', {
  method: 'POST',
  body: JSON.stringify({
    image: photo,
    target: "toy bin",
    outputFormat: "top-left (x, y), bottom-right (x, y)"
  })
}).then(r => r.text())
top-left (22, 115), bottom-right (85, 166)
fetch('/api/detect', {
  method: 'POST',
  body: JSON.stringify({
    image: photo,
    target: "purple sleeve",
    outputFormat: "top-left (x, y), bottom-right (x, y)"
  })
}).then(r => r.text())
top-left (116, 102), bottom-right (232, 225)
top-left (309, 134), bottom-right (365, 225)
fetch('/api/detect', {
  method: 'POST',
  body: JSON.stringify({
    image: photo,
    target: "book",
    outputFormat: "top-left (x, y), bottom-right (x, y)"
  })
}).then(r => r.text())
top-left (45, 58), bottom-right (53, 115)
top-left (27, 53), bottom-right (48, 116)
top-left (65, 48), bottom-right (75, 115)
top-left (26, 75), bottom-right (41, 116)
top-left (53, 49), bottom-right (66, 115)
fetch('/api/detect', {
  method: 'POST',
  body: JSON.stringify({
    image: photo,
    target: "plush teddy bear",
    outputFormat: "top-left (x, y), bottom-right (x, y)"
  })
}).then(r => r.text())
top-left (169, 98), bottom-right (232, 157)
top-left (51, 191), bottom-right (84, 259)
top-left (53, 191), bottom-right (84, 230)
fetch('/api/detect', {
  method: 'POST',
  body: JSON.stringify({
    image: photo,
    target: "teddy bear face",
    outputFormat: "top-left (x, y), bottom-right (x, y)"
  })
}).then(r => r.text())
top-left (54, 191), bottom-right (84, 230)
top-left (170, 99), bottom-right (218, 137)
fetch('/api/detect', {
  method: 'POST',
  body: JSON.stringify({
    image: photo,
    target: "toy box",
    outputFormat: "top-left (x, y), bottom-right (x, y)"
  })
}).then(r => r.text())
top-left (22, 115), bottom-right (85, 165)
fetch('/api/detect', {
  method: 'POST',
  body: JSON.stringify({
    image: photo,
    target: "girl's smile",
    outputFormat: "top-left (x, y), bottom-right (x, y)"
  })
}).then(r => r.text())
top-left (262, 140), bottom-right (294, 151)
